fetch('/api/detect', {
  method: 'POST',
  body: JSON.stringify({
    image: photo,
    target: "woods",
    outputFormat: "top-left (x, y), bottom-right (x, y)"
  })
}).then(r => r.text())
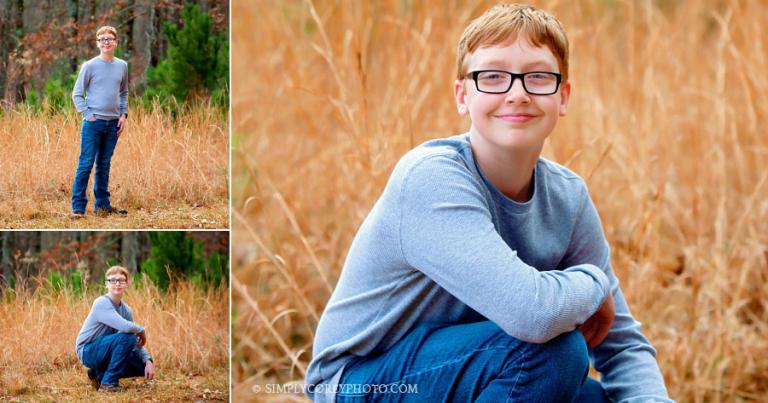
top-left (0, 0), bottom-right (228, 107)
top-left (0, 231), bottom-right (229, 291)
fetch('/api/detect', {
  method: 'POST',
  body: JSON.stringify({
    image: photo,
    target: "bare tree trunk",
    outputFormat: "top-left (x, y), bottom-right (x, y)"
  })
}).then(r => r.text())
top-left (66, 0), bottom-right (80, 73)
top-left (3, 0), bottom-right (24, 104)
top-left (121, 231), bottom-right (139, 274)
top-left (1, 232), bottom-right (13, 287)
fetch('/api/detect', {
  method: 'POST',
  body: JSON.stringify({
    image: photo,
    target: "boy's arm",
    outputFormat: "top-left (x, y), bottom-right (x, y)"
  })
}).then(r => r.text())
top-left (72, 62), bottom-right (93, 120)
top-left (398, 155), bottom-right (611, 343)
top-left (124, 305), bottom-right (152, 363)
top-left (134, 346), bottom-right (153, 363)
top-left (563, 189), bottom-right (672, 402)
top-left (119, 63), bottom-right (128, 117)
top-left (92, 297), bottom-right (145, 334)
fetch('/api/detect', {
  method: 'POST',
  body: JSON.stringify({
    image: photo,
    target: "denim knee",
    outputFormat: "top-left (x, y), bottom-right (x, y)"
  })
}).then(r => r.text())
top-left (117, 332), bottom-right (137, 347)
top-left (540, 330), bottom-right (589, 386)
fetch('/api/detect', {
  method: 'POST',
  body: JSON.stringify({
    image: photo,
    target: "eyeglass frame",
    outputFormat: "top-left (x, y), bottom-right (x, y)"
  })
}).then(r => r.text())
top-left (106, 278), bottom-right (127, 285)
top-left (465, 70), bottom-right (563, 96)
top-left (97, 37), bottom-right (117, 44)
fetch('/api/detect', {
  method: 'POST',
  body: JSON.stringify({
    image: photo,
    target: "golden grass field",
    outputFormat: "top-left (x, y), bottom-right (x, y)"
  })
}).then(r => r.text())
top-left (0, 102), bottom-right (229, 229)
top-left (0, 278), bottom-right (229, 402)
top-left (232, 0), bottom-right (768, 401)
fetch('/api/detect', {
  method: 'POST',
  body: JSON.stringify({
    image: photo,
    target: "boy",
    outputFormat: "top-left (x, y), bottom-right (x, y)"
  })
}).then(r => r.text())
top-left (71, 25), bottom-right (129, 218)
top-left (75, 266), bottom-right (155, 392)
top-left (307, 4), bottom-right (672, 402)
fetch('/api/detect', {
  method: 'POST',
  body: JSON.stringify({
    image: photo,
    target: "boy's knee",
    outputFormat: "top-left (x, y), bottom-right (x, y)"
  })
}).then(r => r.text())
top-left (116, 332), bottom-right (137, 346)
top-left (540, 330), bottom-right (589, 384)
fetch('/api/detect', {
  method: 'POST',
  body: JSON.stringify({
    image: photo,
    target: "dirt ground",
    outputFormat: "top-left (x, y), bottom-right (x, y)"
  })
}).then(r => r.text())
top-left (0, 367), bottom-right (228, 402)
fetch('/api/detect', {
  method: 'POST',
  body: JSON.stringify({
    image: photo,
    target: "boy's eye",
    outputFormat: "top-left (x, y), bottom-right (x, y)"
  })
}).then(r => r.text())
top-left (526, 73), bottom-right (556, 83)
top-left (478, 72), bottom-right (507, 82)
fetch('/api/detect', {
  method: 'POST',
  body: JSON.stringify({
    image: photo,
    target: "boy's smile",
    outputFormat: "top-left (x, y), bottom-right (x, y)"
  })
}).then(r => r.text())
top-left (106, 276), bottom-right (127, 299)
top-left (455, 36), bottom-right (570, 154)
top-left (97, 35), bottom-right (117, 56)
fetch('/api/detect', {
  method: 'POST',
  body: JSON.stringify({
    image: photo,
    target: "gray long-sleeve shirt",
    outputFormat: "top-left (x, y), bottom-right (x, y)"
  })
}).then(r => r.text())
top-left (75, 295), bottom-right (151, 364)
top-left (307, 134), bottom-right (671, 402)
top-left (71, 56), bottom-right (128, 121)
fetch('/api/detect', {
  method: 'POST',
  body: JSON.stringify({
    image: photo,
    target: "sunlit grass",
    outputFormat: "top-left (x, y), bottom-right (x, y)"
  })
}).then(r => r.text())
top-left (0, 102), bottom-right (229, 228)
top-left (0, 277), bottom-right (229, 400)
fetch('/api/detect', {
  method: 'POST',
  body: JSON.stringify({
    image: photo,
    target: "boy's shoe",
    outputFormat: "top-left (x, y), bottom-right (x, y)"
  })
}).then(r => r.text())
top-left (94, 207), bottom-right (128, 216)
top-left (71, 211), bottom-right (85, 219)
top-left (86, 368), bottom-right (100, 390)
top-left (100, 384), bottom-right (124, 393)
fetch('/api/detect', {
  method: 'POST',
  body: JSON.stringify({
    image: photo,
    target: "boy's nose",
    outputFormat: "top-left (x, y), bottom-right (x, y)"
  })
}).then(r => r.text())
top-left (505, 78), bottom-right (530, 103)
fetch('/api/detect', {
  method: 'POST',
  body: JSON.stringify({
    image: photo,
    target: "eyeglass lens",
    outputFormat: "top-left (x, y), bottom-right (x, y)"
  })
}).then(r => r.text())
top-left (474, 71), bottom-right (559, 95)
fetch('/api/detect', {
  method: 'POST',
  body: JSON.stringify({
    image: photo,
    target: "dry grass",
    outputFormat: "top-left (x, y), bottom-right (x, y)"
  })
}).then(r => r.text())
top-left (0, 102), bottom-right (229, 229)
top-left (232, 0), bottom-right (768, 401)
top-left (0, 278), bottom-right (229, 401)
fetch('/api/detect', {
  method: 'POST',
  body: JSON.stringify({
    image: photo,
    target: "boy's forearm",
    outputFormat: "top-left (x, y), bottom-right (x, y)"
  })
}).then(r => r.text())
top-left (94, 302), bottom-right (144, 334)
top-left (398, 158), bottom-right (611, 342)
top-left (591, 285), bottom-right (671, 401)
top-left (137, 346), bottom-right (152, 363)
top-left (72, 67), bottom-right (92, 119)
top-left (119, 69), bottom-right (128, 116)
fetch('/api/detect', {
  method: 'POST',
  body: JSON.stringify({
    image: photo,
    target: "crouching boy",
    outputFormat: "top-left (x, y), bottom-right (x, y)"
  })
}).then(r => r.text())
top-left (307, 4), bottom-right (671, 402)
top-left (75, 266), bottom-right (155, 392)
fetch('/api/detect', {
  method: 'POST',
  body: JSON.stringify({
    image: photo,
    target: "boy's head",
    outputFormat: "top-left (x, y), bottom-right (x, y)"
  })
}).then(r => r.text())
top-left (96, 26), bottom-right (118, 41)
top-left (456, 4), bottom-right (569, 82)
top-left (95, 26), bottom-right (118, 54)
top-left (454, 4), bottom-right (571, 156)
top-left (105, 266), bottom-right (130, 297)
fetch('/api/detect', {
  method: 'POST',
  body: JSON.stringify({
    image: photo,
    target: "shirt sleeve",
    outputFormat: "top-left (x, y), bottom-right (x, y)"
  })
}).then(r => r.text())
top-left (72, 62), bottom-right (93, 120)
top-left (398, 154), bottom-right (611, 343)
top-left (119, 62), bottom-right (128, 116)
top-left (92, 297), bottom-right (145, 334)
top-left (562, 186), bottom-right (672, 402)
top-left (123, 304), bottom-right (152, 363)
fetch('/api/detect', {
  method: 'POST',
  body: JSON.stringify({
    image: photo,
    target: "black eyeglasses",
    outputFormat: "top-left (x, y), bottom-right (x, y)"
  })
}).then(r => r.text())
top-left (97, 38), bottom-right (116, 44)
top-left (107, 278), bottom-right (127, 285)
top-left (466, 70), bottom-right (562, 95)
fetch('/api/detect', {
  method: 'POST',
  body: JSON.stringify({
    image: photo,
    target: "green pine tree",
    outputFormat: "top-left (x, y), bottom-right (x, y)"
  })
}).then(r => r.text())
top-left (145, 3), bottom-right (228, 106)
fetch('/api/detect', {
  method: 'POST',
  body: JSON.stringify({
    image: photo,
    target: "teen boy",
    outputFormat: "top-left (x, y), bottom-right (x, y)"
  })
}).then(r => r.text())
top-left (307, 4), bottom-right (671, 402)
top-left (75, 266), bottom-right (155, 392)
top-left (71, 25), bottom-right (129, 217)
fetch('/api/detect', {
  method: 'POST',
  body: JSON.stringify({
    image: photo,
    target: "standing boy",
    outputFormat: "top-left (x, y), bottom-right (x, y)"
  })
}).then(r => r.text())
top-left (71, 25), bottom-right (128, 217)
top-left (75, 266), bottom-right (155, 392)
top-left (307, 4), bottom-right (672, 402)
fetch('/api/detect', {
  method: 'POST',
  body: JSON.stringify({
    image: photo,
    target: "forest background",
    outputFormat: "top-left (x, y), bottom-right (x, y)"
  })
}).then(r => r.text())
top-left (0, 0), bottom-right (230, 228)
top-left (0, 231), bottom-right (230, 401)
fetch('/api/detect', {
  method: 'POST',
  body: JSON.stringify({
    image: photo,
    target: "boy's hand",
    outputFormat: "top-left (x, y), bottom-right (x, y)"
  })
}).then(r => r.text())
top-left (579, 292), bottom-right (615, 349)
top-left (144, 360), bottom-right (155, 381)
top-left (137, 330), bottom-right (147, 347)
top-left (117, 115), bottom-right (126, 136)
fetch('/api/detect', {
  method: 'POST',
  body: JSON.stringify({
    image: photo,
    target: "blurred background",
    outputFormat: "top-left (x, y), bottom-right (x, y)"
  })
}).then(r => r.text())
top-left (232, 0), bottom-right (768, 401)
top-left (0, 231), bottom-right (229, 401)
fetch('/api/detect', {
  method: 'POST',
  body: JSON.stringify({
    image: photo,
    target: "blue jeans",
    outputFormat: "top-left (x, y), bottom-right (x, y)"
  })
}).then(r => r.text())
top-left (71, 119), bottom-right (119, 212)
top-left (81, 332), bottom-right (145, 386)
top-left (337, 321), bottom-right (609, 402)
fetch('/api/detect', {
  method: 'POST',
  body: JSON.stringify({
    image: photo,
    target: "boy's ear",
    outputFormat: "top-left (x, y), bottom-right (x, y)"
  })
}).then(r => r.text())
top-left (559, 81), bottom-right (571, 117)
top-left (454, 79), bottom-right (469, 116)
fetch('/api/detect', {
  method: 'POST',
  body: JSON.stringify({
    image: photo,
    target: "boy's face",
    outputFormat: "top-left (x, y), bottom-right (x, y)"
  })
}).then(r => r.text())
top-left (454, 36), bottom-right (570, 154)
top-left (106, 274), bottom-right (128, 297)
top-left (96, 33), bottom-right (117, 55)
